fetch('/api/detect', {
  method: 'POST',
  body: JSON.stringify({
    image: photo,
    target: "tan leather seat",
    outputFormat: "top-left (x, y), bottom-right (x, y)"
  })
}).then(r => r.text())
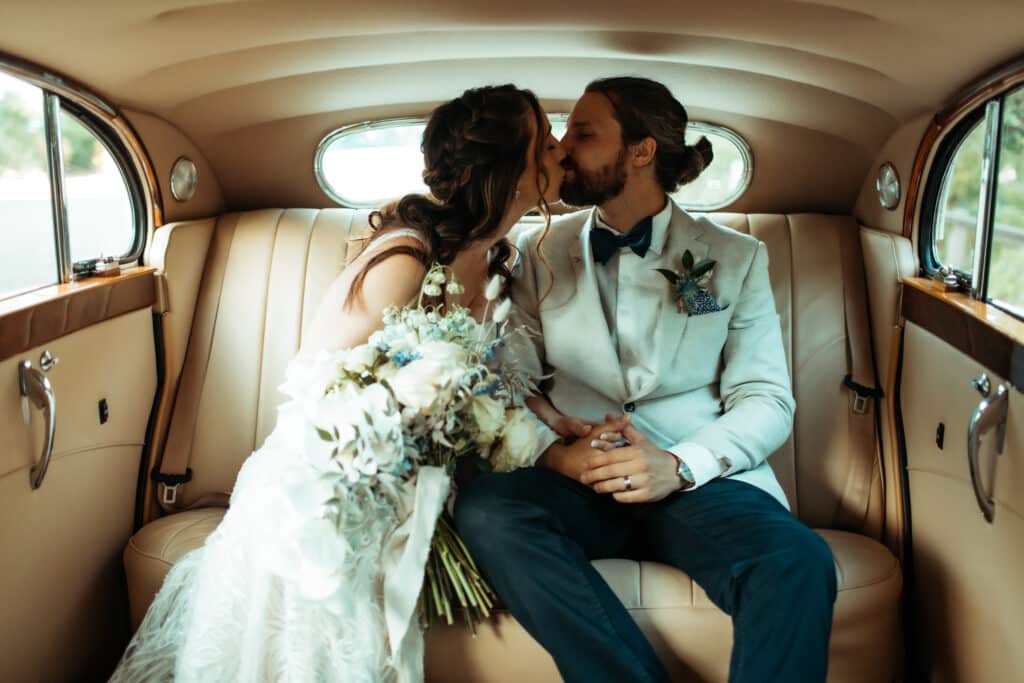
top-left (126, 209), bottom-right (902, 682)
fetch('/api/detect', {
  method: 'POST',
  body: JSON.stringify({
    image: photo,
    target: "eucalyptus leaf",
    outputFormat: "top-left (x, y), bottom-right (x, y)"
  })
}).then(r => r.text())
top-left (682, 249), bottom-right (695, 271)
top-left (690, 260), bottom-right (716, 279)
top-left (316, 427), bottom-right (334, 442)
top-left (654, 268), bottom-right (680, 284)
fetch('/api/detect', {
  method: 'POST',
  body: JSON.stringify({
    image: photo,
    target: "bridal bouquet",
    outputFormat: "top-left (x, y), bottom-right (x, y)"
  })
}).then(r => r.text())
top-left (277, 263), bottom-right (541, 640)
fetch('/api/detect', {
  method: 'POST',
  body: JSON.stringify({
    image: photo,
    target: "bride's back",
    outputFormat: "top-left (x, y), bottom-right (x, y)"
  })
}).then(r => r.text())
top-left (301, 228), bottom-right (429, 354)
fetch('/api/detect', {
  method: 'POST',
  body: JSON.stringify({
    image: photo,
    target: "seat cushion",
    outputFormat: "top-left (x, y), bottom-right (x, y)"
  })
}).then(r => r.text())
top-left (123, 508), bottom-right (226, 629)
top-left (125, 514), bottom-right (900, 682)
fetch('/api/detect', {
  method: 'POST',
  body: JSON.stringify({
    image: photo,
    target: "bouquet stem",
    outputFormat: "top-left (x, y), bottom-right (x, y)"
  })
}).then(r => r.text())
top-left (420, 512), bottom-right (497, 634)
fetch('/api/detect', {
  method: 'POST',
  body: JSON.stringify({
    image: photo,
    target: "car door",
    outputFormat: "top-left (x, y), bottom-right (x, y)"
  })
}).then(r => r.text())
top-left (0, 67), bottom-right (159, 681)
top-left (898, 82), bottom-right (1024, 681)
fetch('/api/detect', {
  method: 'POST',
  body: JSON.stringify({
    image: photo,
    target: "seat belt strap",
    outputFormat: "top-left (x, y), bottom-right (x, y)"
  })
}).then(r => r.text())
top-left (836, 220), bottom-right (881, 531)
top-left (156, 213), bottom-right (244, 511)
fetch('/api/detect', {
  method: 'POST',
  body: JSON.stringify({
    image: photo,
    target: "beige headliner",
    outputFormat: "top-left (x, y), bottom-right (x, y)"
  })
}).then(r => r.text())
top-left (2, 1), bottom-right (1022, 214)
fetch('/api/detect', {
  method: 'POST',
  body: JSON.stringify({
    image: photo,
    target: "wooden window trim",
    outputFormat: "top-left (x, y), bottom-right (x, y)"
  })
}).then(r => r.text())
top-left (901, 276), bottom-right (1024, 391)
top-left (0, 267), bottom-right (156, 363)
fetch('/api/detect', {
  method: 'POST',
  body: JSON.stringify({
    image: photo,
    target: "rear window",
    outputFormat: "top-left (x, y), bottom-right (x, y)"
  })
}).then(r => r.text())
top-left (316, 116), bottom-right (752, 211)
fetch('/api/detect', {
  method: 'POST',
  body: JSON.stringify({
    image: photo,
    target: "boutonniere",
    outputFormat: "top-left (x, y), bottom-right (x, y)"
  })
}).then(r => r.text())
top-left (655, 249), bottom-right (727, 315)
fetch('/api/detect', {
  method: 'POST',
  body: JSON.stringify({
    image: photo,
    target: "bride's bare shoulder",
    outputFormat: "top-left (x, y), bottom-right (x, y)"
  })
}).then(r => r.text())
top-left (325, 228), bottom-right (430, 309)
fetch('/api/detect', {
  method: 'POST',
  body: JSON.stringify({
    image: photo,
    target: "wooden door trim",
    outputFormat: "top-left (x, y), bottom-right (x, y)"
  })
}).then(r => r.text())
top-left (901, 277), bottom-right (1024, 390)
top-left (0, 268), bottom-right (156, 363)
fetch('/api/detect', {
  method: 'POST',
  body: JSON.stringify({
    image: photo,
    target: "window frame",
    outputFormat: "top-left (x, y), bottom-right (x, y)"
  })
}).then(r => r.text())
top-left (314, 115), bottom-right (753, 211)
top-left (0, 58), bottom-right (150, 298)
top-left (59, 98), bottom-right (149, 265)
top-left (920, 85), bottom-right (1022, 320)
top-left (313, 116), bottom-right (427, 209)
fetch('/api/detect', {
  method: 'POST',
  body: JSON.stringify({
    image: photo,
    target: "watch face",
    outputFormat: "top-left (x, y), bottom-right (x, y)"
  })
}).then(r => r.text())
top-left (170, 157), bottom-right (198, 202)
top-left (876, 162), bottom-right (901, 210)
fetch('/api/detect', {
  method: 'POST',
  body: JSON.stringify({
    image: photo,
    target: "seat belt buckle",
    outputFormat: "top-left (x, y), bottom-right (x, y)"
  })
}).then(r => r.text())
top-left (843, 375), bottom-right (882, 415)
top-left (152, 468), bottom-right (193, 507)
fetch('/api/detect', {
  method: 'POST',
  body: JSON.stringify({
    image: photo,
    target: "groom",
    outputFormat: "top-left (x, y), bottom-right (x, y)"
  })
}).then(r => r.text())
top-left (455, 77), bottom-right (837, 683)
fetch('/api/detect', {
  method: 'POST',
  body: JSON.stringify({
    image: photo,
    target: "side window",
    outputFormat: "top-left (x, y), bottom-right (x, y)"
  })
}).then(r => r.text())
top-left (925, 84), bottom-right (1024, 318)
top-left (0, 72), bottom-right (57, 298)
top-left (933, 121), bottom-right (984, 273)
top-left (0, 70), bottom-right (142, 300)
top-left (60, 111), bottom-right (135, 263)
top-left (989, 87), bottom-right (1024, 313)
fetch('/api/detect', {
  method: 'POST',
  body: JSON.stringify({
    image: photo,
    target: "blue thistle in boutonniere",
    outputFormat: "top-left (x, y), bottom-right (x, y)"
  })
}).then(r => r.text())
top-left (655, 249), bottom-right (727, 315)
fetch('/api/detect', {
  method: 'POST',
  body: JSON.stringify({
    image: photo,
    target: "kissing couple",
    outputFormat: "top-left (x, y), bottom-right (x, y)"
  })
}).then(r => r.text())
top-left (112, 77), bottom-right (836, 683)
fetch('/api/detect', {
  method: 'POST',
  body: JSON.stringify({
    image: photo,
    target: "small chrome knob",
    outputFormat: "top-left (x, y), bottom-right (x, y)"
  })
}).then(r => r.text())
top-left (972, 373), bottom-right (991, 398)
top-left (40, 350), bottom-right (58, 372)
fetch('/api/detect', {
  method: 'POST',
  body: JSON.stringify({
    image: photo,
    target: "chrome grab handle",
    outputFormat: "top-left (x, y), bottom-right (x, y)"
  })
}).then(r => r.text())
top-left (967, 382), bottom-right (1008, 523)
top-left (19, 361), bottom-right (56, 490)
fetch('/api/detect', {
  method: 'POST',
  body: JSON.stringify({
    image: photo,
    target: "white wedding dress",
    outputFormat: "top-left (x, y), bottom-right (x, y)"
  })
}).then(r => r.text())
top-left (111, 229), bottom-right (455, 683)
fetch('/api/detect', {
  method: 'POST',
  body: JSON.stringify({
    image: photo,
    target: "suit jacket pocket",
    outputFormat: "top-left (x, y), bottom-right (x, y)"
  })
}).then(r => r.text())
top-left (671, 307), bottom-right (733, 389)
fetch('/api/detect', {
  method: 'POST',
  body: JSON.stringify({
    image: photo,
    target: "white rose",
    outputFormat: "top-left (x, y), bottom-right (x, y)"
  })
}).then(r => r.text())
top-left (471, 395), bottom-right (505, 445)
top-left (493, 409), bottom-right (539, 471)
top-left (342, 344), bottom-right (379, 375)
top-left (389, 342), bottom-right (467, 412)
top-left (418, 340), bottom-right (468, 366)
top-left (389, 358), bottom-right (444, 411)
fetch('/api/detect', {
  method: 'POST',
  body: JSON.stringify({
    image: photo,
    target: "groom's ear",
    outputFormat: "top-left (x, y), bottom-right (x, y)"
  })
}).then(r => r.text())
top-left (630, 137), bottom-right (657, 169)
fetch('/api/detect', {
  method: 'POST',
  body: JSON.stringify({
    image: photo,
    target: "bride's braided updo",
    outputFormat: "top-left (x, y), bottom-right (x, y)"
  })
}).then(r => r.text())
top-left (347, 85), bottom-right (552, 305)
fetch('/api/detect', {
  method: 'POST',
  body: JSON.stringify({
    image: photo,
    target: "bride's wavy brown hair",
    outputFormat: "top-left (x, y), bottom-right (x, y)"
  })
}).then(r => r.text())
top-left (346, 84), bottom-right (553, 306)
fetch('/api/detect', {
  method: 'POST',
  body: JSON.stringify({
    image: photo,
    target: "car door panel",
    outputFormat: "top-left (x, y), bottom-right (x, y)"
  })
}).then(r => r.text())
top-left (901, 320), bottom-right (1023, 681)
top-left (0, 305), bottom-right (156, 681)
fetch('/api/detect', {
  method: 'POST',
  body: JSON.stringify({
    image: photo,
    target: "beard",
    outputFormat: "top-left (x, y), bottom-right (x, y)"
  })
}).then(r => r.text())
top-left (559, 148), bottom-right (628, 207)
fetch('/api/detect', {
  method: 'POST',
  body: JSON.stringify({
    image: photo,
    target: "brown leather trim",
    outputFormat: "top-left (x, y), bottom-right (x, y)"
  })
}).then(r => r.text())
top-left (901, 277), bottom-right (1024, 388)
top-left (903, 54), bottom-right (1024, 237)
top-left (0, 268), bottom-right (156, 363)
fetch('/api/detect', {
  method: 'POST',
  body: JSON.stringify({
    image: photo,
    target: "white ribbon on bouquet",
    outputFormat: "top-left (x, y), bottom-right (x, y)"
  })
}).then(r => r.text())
top-left (381, 465), bottom-right (451, 683)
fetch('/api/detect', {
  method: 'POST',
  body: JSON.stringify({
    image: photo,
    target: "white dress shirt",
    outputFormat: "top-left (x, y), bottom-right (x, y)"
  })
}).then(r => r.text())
top-left (591, 200), bottom-right (726, 490)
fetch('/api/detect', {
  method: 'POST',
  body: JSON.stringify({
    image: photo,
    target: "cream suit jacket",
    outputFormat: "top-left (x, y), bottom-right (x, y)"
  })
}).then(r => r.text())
top-left (510, 201), bottom-right (795, 508)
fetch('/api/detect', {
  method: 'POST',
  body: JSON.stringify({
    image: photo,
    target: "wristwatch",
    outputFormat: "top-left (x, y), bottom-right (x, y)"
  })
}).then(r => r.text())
top-left (676, 459), bottom-right (695, 490)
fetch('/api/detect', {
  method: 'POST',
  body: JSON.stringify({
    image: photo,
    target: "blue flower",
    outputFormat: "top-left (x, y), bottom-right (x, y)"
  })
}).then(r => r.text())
top-left (392, 350), bottom-right (420, 367)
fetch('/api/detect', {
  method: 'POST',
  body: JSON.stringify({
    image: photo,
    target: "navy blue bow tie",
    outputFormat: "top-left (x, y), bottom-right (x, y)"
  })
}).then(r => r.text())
top-left (590, 216), bottom-right (653, 265)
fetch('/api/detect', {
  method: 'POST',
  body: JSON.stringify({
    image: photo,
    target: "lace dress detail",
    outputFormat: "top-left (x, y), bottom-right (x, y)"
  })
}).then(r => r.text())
top-left (110, 393), bottom-right (414, 683)
top-left (110, 229), bottom-right (440, 683)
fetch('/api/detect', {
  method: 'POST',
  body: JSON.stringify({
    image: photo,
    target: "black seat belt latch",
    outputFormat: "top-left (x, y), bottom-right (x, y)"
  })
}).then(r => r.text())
top-left (152, 468), bottom-right (193, 506)
top-left (843, 375), bottom-right (884, 414)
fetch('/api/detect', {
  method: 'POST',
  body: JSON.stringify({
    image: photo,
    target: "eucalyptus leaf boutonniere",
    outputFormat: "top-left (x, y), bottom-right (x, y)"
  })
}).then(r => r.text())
top-left (655, 249), bottom-right (727, 315)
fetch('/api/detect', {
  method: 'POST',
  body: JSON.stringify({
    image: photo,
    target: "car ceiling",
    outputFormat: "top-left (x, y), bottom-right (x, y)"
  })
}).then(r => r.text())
top-left (1, 0), bottom-right (1022, 213)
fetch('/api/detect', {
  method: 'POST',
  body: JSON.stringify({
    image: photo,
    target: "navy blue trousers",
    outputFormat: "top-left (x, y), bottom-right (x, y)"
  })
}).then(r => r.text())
top-left (454, 467), bottom-right (836, 683)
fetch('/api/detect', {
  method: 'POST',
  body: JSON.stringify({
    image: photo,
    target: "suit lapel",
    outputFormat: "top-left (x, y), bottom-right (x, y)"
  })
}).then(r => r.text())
top-left (544, 212), bottom-right (626, 400)
top-left (651, 205), bottom-right (710, 364)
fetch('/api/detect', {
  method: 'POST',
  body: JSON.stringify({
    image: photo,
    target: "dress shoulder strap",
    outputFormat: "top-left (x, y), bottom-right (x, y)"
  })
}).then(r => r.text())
top-left (345, 227), bottom-right (429, 267)
top-left (371, 228), bottom-right (429, 251)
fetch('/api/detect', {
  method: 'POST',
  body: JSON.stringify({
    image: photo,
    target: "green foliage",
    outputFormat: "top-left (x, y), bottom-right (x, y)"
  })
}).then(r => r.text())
top-left (0, 92), bottom-right (46, 172)
top-left (60, 112), bottom-right (99, 175)
top-left (0, 95), bottom-right (100, 175)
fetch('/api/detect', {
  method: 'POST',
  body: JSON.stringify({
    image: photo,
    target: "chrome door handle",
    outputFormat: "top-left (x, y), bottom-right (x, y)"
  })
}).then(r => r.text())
top-left (967, 382), bottom-right (1008, 522)
top-left (19, 361), bottom-right (56, 490)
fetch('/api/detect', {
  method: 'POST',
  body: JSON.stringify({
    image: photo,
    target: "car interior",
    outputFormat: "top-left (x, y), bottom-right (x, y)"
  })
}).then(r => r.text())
top-left (1, 2), bottom-right (1022, 681)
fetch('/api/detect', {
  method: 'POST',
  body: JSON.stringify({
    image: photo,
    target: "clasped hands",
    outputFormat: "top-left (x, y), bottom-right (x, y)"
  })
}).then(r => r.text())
top-left (542, 412), bottom-right (685, 503)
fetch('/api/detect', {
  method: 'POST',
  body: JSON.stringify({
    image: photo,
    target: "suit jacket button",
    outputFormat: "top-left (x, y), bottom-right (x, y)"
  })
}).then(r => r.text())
top-left (624, 402), bottom-right (636, 413)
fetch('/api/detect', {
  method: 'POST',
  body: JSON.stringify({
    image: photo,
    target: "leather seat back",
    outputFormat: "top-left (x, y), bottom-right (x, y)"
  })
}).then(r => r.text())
top-left (156, 209), bottom-right (877, 531)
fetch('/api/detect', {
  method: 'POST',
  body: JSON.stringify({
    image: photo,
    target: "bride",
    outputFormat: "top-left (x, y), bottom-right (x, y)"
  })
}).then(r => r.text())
top-left (111, 84), bottom-right (569, 683)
